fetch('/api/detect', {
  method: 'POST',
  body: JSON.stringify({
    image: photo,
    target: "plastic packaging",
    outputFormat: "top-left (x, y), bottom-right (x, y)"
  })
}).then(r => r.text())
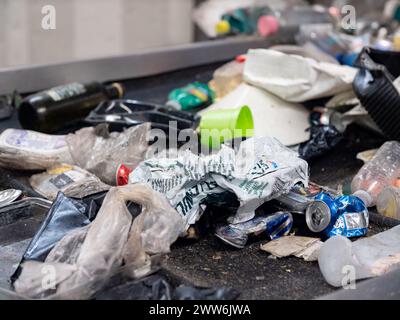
top-left (199, 83), bottom-right (310, 146)
top-left (199, 105), bottom-right (254, 148)
top-left (351, 141), bottom-right (400, 207)
top-left (130, 136), bottom-right (308, 228)
top-left (210, 57), bottom-right (245, 99)
top-left (0, 129), bottom-right (73, 170)
top-left (85, 99), bottom-right (200, 134)
top-left (29, 164), bottom-right (110, 200)
top-left (14, 184), bottom-right (184, 299)
top-left (377, 186), bottom-right (400, 220)
top-left (353, 47), bottom-right (400, 140)
top-left (166, 82), bottom-right (215, 111)
top-left (318, 225), bottom-right (400, 287)
top-left (65, 123), bottom-right (150, 185)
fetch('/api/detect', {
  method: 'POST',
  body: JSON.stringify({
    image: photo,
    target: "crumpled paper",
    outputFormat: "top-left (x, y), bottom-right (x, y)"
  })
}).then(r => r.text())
top-left (243, 49), bottom-right (357, 102)
top-left (14, 184), bottom-right (184, 299)
top-left (130, 136), bottom-right (308, 229)
top-left (260, 235), bottom-right (322, 261)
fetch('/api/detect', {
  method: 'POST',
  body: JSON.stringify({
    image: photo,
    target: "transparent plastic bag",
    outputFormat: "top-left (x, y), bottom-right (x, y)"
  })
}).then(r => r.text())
top-left (65, 123), bottom-right (150, 185)
top-left (14, 183), bottom-right (184, 299)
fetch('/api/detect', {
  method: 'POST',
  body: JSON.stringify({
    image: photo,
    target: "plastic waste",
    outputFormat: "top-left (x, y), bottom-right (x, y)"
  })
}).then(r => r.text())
top-left (243, 48), bottom-right (357, 103)
top-left (377, 186), bottom-right (400, 220)
top-left (318, 225), bottom-right (400, 287)
top-left (130, 136), bottom-right (308, 229)
top-left (0, 189), bottom-right (22, 208)
top-left (166, 82), bottom-right (215, 111)
top-left (260, 236), bottom-right (323, 261)
top-left (65, 123), bottom-right (150, 185)
top-left (215, 211), bottom-right (293, 249)
top-left (209, 56), bottom-right (245, 99)
top-left (85, 99), bottom-right (199, 134)
top-left (199, 105), bottom-right (254, 149)
top-left (13, 184), bottom-right (184, 299)
top-left (0, 129), bottom-right (73, 170)
top-left (353, 47), bottom-right (400, 140)
top-left (351, 141), bottom-right (400, 207)
top-left (29, 164), bottom-right (110, 200)
top-left (95, 273), bottom-right (239, 300)
top-left (298, 125), bottom-right (343, 161)
top-left (199, 83), bottom-right (310, 146)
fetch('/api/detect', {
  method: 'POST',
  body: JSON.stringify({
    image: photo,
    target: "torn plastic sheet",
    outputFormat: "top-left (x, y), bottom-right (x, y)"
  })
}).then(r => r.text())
top-left (243, 49), bottom-right (357, 102)
top-left (298, 125), bottom-right (343, 161)
top-left (66, 123), bottom-right (150, 185)
top-left (130, 136), bottom-right (308, 229)
top-left (29, 164), bottom-right (110, 200)
top-left (13, 184), bottom-right (184, 299)
top-left (318, 225), bottom-right (400, 287)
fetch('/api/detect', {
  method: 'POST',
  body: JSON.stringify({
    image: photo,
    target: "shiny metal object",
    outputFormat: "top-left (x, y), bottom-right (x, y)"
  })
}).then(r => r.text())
top-left (0, 189), bottom-right (22, 208)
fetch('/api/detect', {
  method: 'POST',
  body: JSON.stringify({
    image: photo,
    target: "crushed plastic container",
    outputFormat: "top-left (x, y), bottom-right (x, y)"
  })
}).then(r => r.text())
top-left (351, 141), bottom-right (400, 207)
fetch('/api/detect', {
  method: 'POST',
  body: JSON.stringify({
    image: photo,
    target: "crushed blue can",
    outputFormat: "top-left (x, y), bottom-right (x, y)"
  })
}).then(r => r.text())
top-left (215, 211), bottom-right (293, 248)
top-left (305, 192), bottom-right (368, 238)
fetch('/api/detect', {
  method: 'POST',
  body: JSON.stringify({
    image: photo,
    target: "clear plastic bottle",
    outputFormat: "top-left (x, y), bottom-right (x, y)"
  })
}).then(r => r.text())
top-left (376, 185), bottom-right (400, 220)
top-left (351, 141), bottom-right (400, 207)
top-left (210, 55), bottom-right (245, 99)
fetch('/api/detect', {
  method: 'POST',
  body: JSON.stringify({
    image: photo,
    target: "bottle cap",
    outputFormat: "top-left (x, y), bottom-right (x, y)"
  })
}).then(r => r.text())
top-left (353, 190), bottom-right (373, 207)
top-left (257, 15), bottom-right (279, 37)
top-left (165, 100), bottom-right (182, 110)
top-left (215, 20), bottom-right (231, 35)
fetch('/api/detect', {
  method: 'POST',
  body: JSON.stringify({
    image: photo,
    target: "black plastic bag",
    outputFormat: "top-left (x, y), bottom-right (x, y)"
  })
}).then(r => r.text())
top-left (299, 125), bottom-right (343, 160)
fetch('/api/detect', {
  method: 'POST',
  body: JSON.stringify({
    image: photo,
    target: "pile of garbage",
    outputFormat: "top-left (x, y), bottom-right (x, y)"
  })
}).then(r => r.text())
top-left (1, 1), bottom-right (400, 301)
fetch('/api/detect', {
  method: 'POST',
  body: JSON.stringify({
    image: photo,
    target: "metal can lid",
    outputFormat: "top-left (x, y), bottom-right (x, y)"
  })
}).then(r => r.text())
top-left (305, 200), bottom-right (331, 233)
top-left (0, 189), bottom-right (22, 208)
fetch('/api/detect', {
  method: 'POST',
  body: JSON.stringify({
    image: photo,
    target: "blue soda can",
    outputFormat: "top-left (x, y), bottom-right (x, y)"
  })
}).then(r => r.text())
top-left (305, 192), bottom-right (368, 237)
top-left (215, 211), bottom-right (293, 249)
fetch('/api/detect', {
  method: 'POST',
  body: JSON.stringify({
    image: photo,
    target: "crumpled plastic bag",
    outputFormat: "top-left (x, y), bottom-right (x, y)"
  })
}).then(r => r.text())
top-left (130, 136), bottom-right (308, 229)
top-left (318, 225), bottom-right (400, 287)
top-left (13, 184), bottom-right (184, 299)
top-left (65, 123), bottom-right (150, 185)
top-left (0, 129), bottom-right (73, 170)
top-left (243, 49), bottom-right (357, 102)
top-left (29, 164), bottom-right (110, 200)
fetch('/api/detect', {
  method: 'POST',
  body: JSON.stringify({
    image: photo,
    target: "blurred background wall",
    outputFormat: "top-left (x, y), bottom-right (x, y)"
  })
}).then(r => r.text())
top-left (0, 0), bottom-right (194, 68)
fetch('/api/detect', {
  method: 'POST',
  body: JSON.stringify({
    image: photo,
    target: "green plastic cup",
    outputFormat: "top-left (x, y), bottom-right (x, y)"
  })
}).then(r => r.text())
top-left (199, 105), bottom-right (254, 149)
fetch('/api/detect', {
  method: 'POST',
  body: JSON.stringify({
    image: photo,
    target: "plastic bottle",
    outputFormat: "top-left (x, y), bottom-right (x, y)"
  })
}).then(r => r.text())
top-left (215, 6), bottom-right (273, 36)
top-left (351, 141), bottom-right (400, 207)
top-left (18, 82), bottom-right (125, 133)
top-left (210, 55), bottom-right (245, 99)
top-left (376, 185), bottom-right (400, 220)
top-left (166, 82), bottom-right (215, 111)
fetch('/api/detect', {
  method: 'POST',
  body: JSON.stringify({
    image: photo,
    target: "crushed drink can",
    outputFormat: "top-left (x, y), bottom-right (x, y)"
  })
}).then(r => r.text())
top-left (306, 192), bottom-right (369, 238)
top-left (214, 211), bottom-right (293, 248)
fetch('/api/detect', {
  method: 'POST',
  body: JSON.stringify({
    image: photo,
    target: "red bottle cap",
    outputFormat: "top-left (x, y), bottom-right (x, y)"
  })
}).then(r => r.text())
top-left (235, 55), bottom-right (247, 63)
top-left (116, 164), bottom-right (133, 186)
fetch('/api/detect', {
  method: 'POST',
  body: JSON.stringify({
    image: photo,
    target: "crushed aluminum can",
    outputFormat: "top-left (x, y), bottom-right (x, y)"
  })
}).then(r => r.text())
top-left (214, 211), bottom-right (293, 249)
top-left (0, 189), bottom-right (22, 208)
top-left (306, 192), bottom-right (368, 238)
